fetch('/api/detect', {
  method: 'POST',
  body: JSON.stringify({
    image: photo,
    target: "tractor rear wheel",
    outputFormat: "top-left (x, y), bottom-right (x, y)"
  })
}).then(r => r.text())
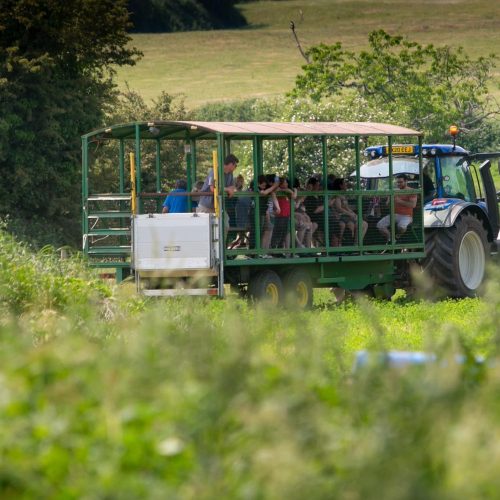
top-left (423, 213), bottom-right (488, 297)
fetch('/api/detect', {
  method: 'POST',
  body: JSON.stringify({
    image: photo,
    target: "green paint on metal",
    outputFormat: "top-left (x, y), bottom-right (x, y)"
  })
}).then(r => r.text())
top-left (81, 121), bottom-right (425, 290)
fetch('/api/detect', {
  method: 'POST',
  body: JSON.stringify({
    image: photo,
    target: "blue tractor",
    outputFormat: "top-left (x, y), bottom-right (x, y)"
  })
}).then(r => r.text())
top-left (362, 134), bottom-right (500, 297)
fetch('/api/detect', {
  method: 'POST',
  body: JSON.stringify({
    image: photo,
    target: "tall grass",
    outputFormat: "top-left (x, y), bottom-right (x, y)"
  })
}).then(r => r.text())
top-left (2, 227), bottom-right (500, 496)
top-left (0, 228), bottom-right (113, 315)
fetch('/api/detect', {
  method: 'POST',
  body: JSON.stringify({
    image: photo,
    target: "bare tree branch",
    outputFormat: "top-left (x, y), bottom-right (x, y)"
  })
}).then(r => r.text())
top-left (290, 21), bottom-right (310, 64)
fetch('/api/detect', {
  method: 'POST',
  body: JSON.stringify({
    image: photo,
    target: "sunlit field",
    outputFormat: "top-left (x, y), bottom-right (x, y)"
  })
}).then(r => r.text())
top-left (2, 227), bottom-right (500, 496)
top-left (115, 0), bottom-right (500, 107)
top-left (4, 0), bottom-right (500, 493)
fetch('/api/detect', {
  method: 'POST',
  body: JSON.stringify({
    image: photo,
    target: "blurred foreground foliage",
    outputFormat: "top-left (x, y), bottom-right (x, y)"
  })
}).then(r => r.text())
top-left (2, 227), bottom-right (500, 497)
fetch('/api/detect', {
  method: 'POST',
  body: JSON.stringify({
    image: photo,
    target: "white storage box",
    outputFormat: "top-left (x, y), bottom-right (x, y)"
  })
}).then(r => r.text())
top-left (132, 213), bottom-right (216, 274)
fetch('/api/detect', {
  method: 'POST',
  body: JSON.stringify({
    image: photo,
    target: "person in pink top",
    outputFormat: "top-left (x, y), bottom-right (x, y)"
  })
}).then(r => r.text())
top-left (271, 177), bottom-right (297, 249)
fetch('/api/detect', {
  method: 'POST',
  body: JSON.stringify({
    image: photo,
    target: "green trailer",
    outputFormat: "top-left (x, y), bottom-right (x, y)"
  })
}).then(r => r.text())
top-left (82, 121), bottom-right (424, 307)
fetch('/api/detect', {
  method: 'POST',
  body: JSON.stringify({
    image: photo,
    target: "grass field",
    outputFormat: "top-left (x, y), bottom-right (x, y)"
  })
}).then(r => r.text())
top-left (3, 264), bottom-right (500, 496)
top-left (115, 0), bottom-right (500, 107)
top-left (4, 226), bottom-right (500, 495)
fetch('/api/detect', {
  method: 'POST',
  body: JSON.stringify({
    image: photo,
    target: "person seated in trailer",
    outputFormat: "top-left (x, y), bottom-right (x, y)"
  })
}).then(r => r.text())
top-left (259, 175), bottom-right (280, 253)
top-left (377, 173), bottom-right (417, 242)
top-left (271, 177), bottom-right (297, 250)
top-left (162, 179), bottom-right (188, 213)
top-left (197, 153), bottom-right (239, 215)
top-left (190, 180), bottom-right (205, 212)
top-left (362, 193), bottom-right (383, 245)
top-left (226, 174), bottom-right (244, 227)
top-left (293, 178), bottom-right (316, 248)
top-left (303, 176), bottom-right (325, 246)
top-left (230, 175), bottom-right (251, 249)
top-left (327, 173), bottom-right (337, 190)
top-left (330, 177), bottom-right (368, 245)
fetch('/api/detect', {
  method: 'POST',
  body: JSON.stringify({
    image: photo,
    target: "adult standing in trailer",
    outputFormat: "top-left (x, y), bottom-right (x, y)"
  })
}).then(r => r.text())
top-left (197, 154), bottom-right (239, 237)
top-left (197, 154), bottom-right (239, 215)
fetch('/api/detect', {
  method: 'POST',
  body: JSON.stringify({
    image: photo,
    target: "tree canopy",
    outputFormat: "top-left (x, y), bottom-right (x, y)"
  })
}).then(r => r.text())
top-left (127, 0), bottom-right (247, 33)
top-left (291, 30), bottom-right (500, 148)
top-left (0, 0), bottom-right (141, 244)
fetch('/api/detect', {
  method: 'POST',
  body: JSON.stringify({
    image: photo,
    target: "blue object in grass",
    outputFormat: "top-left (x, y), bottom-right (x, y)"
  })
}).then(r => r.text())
top-left (353, 350), bottom-right (484, 371)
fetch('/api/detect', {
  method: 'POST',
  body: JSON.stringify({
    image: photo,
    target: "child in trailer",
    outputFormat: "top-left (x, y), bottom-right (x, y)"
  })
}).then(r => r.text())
top-left (162, 179), bottom-right (188, 214)
top-left (230, 175), bottom-right (252, 249)
top-left (293, 179), bottom-right (317, 248)
top-left (271, 177), bottom-right (297, 250)
top-left (330, 177), bottom-right (368, 245)
top-left (303, 176), bottom-right (326, 246)
top-left (247, 175), bottom-right (280, 256)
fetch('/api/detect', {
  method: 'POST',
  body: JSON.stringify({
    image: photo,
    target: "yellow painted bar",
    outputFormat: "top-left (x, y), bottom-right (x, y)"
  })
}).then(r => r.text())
top-left (212, 150), bottom-right (219, 217)
top-left (130, 152), bottom-right (137, 215)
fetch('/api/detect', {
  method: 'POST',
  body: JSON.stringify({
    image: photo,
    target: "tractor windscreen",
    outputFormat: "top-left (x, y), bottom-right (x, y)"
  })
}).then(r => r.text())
top-left (356, 157), bottom-right (421, 190)
top-left (440, 156), bottom-right (474, 201)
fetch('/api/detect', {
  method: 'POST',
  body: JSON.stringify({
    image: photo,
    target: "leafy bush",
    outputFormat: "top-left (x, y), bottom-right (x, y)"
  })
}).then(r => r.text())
top-left (0, 227), bottom-right (111, 314)
top-left (1, 268), bottom-right (500, 497)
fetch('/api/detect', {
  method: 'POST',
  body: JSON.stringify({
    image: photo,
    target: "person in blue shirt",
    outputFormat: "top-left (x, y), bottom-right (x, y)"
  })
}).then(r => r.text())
top-left (162, 179), bottom-right (188, 213)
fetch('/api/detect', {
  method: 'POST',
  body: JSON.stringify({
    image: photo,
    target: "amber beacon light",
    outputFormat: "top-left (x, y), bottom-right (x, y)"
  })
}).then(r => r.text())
top-left (449, 125), bottom-right (459, 149)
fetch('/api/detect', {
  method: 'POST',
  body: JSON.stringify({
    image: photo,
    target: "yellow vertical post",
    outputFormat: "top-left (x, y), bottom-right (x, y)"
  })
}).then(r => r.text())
top-left (130, 152), bottom-right (137, 215)
top-left (212, 150), bottom-right (219, 217)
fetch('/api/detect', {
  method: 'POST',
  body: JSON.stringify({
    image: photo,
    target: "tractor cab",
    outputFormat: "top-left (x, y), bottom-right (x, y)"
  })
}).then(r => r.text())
top-left (362, 143), bottom-right (472, 204)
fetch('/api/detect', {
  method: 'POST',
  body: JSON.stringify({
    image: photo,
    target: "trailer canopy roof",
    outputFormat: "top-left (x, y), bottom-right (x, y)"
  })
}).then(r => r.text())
top-left (83, 121), bottom-right (422, 141)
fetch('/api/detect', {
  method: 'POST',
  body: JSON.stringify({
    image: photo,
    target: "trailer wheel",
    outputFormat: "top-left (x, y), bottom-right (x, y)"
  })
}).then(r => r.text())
top-left (423, 213), bottom-right (489, 297)
top-left (248, 270), bottom-right (283, 305)
top-left (371, 283), bottom-right (395, 301)
top-left (282, 269), bottom-right (313, 309)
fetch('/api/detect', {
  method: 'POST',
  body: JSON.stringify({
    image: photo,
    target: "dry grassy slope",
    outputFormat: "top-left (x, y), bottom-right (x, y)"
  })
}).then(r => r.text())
top-left (115, 0), bottom-right (500, 108)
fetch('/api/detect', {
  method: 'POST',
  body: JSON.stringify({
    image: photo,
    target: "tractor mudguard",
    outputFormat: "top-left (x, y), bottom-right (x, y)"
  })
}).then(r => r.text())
top-left (424, 199), bottom-right (489, 231)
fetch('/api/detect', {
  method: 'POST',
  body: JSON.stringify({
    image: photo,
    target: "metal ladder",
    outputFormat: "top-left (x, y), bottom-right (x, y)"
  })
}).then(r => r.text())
top-left (83, 194), bottom-right (132, 281)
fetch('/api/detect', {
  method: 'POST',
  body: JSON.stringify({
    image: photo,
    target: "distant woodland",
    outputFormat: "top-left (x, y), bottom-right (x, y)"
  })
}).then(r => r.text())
top-left (127, 0), bottom-right (250, 32)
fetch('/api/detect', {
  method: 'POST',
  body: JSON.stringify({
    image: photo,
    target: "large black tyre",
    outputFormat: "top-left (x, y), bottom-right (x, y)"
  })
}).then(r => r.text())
top-left (248, 270), bottom-right (283, 305)
top-left (423, 213), bottom-right (489, 298)
top-left (281, 269), bottom-right (313, 309)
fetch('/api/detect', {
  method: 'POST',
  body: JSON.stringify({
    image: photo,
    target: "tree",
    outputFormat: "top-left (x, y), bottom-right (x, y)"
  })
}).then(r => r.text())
top-left (0, 0), bottom-right (141, 245)
top-left (291, 30), bottom-right (500, 149)
top-left (91, 88), bottom-right (190, 195)
top-left (127, 0), bottom-right (247, 33)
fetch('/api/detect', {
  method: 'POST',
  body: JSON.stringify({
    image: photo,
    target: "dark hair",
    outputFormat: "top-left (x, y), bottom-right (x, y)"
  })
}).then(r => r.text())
top-left (293, 178), bottom-right (301, 189)
top-left (175, 179), bottom-right (187, 190)
top-left (224, 153), bottom-right (239, 165)
top-left (265, 173), bottom-right (276, 185)
top-left (332, 178), bottom-right (344, 190)
top-left (396, 174), bottom-right (408, 180)
top-left (258, 175), bottom-right (267, 184)
top-left (306, 177), bottom-right (319, 186)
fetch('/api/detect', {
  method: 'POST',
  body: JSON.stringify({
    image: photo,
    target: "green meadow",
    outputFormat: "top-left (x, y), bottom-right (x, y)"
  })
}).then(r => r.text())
top-left (116, 0), bottom-right (500, 107)
top-left (3, 1), bottom-right (500, 495)
top-left (2, 226), bottom-right (500, 496)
